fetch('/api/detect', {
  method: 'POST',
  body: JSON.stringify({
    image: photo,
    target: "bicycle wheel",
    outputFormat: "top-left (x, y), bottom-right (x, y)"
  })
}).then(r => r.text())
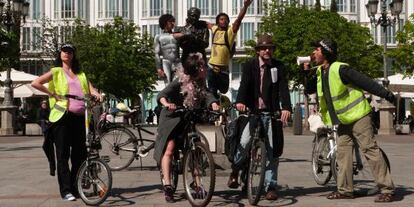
top-left (312, 135), bottom-right (332, 185)
top-left (160, 152), bottom-right (180, 193)
top-left (77, 159), bottom-right (112, 206)
top-left (183, 142), bottom-right (215, 207)
top-left (100, 126), bottom-right (136, 171)
top-left (247, 139), bottom-right (267, 206)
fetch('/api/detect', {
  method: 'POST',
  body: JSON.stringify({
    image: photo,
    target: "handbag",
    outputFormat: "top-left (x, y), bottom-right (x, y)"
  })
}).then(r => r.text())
top-left (308, 113), bottom-right (325, 133)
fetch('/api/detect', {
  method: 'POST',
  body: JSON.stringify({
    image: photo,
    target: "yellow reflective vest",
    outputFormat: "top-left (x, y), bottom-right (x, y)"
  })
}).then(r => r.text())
top-left (317, 62), bottom-right (371, 126)
top-left (48, 67), bottom-right (90, 122)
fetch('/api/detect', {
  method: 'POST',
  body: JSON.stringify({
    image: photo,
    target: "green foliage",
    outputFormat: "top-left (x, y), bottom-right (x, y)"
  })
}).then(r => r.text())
top-left (69, 17), bottom-right (156, 99)
top-left (0, 28), bottom-right (20, 70)
top-left (256, 3), bottom-right (382, 86)
top-left (387, 13), bottom-right (414, 75)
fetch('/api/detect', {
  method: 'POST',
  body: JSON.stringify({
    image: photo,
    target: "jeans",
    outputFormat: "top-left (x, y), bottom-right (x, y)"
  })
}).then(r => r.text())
top-left (232, 115), bottom-right (279, 191)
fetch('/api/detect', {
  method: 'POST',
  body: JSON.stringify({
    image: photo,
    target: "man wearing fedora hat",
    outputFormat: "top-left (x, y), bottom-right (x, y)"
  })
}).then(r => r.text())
top-left (228, 33), bottom-right (292, 200)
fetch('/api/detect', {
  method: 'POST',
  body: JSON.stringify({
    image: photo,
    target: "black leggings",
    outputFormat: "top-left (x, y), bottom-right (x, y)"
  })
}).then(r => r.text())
top-left (50, 112), bottom-right (86, 197)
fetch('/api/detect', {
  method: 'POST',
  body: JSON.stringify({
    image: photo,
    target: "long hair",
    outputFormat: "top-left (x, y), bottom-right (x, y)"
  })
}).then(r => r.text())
top-left (54, 50), bottom-right (81, 74)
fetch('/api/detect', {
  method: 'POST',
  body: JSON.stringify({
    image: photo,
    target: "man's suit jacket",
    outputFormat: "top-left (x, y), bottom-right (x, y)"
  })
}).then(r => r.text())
top-left (236, 57), bottom-right (292, 157)
top-left (237, 57), bottom-right (291, 113)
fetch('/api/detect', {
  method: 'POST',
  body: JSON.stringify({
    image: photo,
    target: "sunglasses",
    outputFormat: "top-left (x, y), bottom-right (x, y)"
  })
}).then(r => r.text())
top-left (61, 49), bottom-right (73, 54)
top-left (257, 46), bottom-right (275, 51)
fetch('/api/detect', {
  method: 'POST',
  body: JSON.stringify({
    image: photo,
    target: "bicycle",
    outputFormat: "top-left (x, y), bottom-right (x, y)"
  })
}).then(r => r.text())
top-left (243, 110), bottom-right (281, 206)
top-left (162, 106), bottom-right (216, 207)
top-left (64, 94), bottom-right (112, 206)
top-left (98, 109), bottom-right (156, 171)
top-left (311, 125), bottom-right (391, 186)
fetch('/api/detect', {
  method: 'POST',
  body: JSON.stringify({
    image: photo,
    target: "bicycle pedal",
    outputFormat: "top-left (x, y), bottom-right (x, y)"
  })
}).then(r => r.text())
top-left (101, 156), bottom-right (110, 163)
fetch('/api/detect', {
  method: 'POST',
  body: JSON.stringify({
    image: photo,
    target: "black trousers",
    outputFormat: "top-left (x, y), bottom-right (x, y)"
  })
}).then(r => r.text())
top-left (51, 112), bottom-right (86, 197)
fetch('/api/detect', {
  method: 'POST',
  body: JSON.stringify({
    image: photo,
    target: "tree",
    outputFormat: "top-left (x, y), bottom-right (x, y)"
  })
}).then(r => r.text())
top-left (387, 13), bottom-right (414, 75)
top-left (315, 0), bottom-right (321, 11)
top-left (69, 17), bottom-right (156, 99)
top-left (257, 3), bottom-right (382, 86)
top-left (330, 0), bottom-right (337, 13)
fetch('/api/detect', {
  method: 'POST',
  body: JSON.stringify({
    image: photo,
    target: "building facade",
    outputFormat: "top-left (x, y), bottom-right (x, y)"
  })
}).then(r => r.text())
top-left (19, 0), bottom-right (414, 109)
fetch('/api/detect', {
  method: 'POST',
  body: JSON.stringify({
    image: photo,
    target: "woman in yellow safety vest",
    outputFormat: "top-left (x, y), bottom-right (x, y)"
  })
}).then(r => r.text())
top-left (31, 43), bottom-right (101, 201)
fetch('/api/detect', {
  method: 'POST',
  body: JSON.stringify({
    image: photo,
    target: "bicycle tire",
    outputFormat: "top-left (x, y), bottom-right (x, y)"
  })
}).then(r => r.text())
top-left (183, 141), bottom-right (215, 207)
top-left (77, 159), bottom-right (112, 206)
top-left (311, 135), bottom-right (333, 185)
top-left (247, 139), bottom-right (267, 206)
top-left (100, 126), bottom-right (136, 171)
top-left (160, 152), bottom-right (180, 193)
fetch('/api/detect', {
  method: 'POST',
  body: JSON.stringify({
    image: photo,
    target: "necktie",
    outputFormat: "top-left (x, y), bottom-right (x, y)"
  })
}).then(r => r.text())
top-left (258, 65), bottom-right (266, 109)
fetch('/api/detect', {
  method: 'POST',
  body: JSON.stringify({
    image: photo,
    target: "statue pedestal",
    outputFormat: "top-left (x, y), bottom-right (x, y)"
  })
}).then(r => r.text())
top-left (378, 100), bottom-right (395, 135)
top-left (0, 106), bottom-right (17, 135)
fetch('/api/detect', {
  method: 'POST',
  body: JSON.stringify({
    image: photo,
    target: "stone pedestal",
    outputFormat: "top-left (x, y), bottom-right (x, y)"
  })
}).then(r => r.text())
top-left (0, 106), bottom-right (17, 135)
top-left (378, 100), bottom-right (395, 135)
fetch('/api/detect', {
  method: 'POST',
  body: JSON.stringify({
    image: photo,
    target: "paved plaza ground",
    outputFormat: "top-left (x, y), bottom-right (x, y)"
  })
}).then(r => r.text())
top-left (0, 126), bottom-right (413, 207)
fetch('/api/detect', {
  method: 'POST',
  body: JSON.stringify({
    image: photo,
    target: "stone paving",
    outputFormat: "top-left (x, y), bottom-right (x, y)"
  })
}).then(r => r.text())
top-left (0, 127), bottom-right (413, 207)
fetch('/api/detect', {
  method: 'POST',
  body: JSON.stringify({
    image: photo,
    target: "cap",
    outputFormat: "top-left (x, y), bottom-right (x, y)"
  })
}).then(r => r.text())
top-left (61, 43), bottom-right (75, 52)
top-left (255, 34), bottom-right (275, 49)
top-left (311, 39), bottom-right (337, 55)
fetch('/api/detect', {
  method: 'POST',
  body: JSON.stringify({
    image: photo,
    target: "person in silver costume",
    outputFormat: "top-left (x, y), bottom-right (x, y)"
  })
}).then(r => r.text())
top-left (154, 14), bottom-right (183, 83)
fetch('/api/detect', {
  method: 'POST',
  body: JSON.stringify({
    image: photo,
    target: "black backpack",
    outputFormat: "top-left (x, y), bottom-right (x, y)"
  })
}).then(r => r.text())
top-left (224, 115), bottom-right (249, 163)
top-left (212, 27), bottom-right (236, 58)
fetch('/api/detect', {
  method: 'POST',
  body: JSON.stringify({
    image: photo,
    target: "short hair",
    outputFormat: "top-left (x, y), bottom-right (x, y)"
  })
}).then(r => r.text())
top-left (159, 14), bottom-right (175, 29)
top-left (215, 13), bottom-right (230, 25)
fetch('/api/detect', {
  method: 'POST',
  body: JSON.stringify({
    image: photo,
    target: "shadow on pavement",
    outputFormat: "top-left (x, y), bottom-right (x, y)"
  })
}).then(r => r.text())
top-left (107, 184), bottom-right (163, 206)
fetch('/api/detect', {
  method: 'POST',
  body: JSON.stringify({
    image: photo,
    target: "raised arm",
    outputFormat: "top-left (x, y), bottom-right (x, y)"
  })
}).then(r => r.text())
top-left (31, 70), bottom-right (54, 97)
top-left (232, 0), bottom-right (253, 33)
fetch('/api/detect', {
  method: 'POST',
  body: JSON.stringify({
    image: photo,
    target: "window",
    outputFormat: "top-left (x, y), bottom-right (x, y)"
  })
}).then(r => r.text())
top-left (60, 26), bottom-right (74, 43)
top-left (32, 27), bottom-right (42, 51)
top-left (231, 61), bottom-right (242, 81)
top-left (63, 0), bottom-right (75, 18)
top-left (233, 0), bottom-right (262, 15)
top-left (149, 24), bottom-right (161, 37)
top-left (54, 0), bottom-right (86, 19)
top-left (97, 0), bottom-right (130, 19)
top-left (350, 0), bottom-right (356, 13)
top-left (122, 0), bottom-right (129, 17)
top-left (240, 22), bottom-right (254, 47)
top-left (32, 0), bottom-right (41, 20)
top-left (22, 27), bottom-right (30, 51)
top-left (150, 0), bottom-right (162, 16)
top-left (386, 24), bottom-right (396, 44)
top-left (186, 0), bottom-right (219, 16)
top-left (77, 0), bottom-right (86, 18)
top-left (337, 0), bottom-right (346, 12)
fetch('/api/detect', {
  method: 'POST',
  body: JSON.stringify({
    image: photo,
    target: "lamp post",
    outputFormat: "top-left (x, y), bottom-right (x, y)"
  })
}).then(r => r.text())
top-left (366, 0), bottom-right (403, 135)
top-left (0, 0), bottom-right (30, 135)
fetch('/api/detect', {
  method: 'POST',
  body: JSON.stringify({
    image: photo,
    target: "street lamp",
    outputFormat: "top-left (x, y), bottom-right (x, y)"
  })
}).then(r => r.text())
top-left (0, 0), bottom-right (30, 135)
top-left (366, 0), bottom-right (403, 88)
top-left (366, 0), bottom-right (403, 135)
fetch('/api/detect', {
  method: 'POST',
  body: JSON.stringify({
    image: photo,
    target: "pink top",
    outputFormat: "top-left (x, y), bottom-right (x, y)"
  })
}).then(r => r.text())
top-left (64, 71), bottom-right (85, 115)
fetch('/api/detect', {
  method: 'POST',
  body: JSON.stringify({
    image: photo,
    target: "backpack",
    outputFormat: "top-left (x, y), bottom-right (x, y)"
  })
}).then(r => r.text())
top-left (212, 27), bottom-right (236, 58)
top-left (224, 115), bottom-right (249, 163)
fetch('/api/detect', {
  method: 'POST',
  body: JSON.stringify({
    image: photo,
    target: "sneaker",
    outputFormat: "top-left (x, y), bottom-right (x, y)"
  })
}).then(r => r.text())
top-left (164, 185), bottom-right (175, 203)
top-left (63, 193), bottom-right (76, 201)
top-left (227, 172), bottom-right (239, 189)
